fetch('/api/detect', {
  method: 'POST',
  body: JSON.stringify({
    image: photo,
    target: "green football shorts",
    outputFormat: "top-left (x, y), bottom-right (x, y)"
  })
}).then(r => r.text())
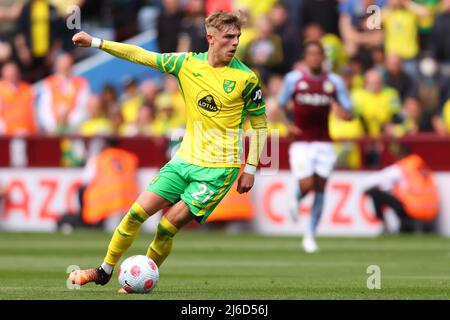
top-left (146, 155), bottom-right (240, 224)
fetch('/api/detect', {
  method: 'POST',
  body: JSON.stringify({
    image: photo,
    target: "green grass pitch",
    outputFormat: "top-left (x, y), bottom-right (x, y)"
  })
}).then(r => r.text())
top-left (1, 230), bottom-right (450, 300)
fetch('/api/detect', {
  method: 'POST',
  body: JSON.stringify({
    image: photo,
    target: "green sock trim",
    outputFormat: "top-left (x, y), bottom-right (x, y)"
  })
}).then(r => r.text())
top-left (129, 209), bottom-right (145, 223)
top-left (116, 229), bottom-right (130, 237)
top-left (149, 246), bottom-right (159, 255)
top-left (157, 224), bottom-right (175, 238)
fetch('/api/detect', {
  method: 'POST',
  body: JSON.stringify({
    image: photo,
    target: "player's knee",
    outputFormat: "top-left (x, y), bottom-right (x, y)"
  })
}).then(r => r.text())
top-left (299, 179), bottom-right (314, 193)
top-left (313, 175), bottom-right (327, 192)
top-left (164, 201), bottom-right (193, 229)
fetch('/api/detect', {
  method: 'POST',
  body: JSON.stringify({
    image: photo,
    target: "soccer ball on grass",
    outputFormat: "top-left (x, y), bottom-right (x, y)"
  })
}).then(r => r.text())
top-left (118, 255), bottom-right (159, 293)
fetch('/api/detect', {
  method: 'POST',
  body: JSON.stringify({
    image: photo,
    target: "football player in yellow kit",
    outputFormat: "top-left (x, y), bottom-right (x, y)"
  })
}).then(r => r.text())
top-left (68, 10), bottom-right (267, 292)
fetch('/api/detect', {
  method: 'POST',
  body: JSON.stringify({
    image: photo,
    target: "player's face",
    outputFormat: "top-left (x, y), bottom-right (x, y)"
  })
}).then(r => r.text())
top-left (211, 25), bottom-right (241, 63)
top-left (304, 45), bottom-right (325, 73)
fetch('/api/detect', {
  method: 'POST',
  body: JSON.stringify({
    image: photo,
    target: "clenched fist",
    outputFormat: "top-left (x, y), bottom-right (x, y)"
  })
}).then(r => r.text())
top-left (236, 172), bottom-right (255, 194)
top-left (72, 31), bottom-right (94, 47)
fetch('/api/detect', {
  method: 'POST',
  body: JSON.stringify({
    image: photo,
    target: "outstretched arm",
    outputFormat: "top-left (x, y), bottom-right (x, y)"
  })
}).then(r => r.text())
top-left (72, 31), bottom-right (159, 68)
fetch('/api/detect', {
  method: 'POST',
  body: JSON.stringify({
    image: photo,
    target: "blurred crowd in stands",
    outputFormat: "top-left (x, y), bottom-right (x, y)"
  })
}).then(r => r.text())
top-left (2, 0), bottom-right (450, 167)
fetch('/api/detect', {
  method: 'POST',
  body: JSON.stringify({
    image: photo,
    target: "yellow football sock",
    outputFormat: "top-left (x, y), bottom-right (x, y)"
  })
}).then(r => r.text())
top-left (146, 216), bottom-right (178, 267)
top-left (103, 202), bottom-right (150, 266)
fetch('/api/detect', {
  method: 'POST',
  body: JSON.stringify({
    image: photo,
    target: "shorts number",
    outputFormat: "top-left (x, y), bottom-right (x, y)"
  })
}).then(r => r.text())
top-left (191, 184), bottom-right (215, 203)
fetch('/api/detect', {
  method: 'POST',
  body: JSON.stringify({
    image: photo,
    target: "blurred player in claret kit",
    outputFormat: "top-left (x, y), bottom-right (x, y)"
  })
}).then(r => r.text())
top-left (68, 10), bottom-right (267, 293)
top-left (277, 41), bottom-right (353, 253)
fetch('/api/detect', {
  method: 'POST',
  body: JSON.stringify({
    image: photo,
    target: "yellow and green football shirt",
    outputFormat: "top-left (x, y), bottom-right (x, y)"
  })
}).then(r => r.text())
top-left (101, 41), bottom-right (266, 168)
top-left (154, 52), bottom-right (265, 168)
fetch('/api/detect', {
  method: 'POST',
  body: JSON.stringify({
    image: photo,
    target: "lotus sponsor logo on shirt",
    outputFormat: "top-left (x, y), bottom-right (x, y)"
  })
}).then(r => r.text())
top-left (198, 95), bottom-right (218, 112)
top-left (196, 91), bottom-right (222, 117)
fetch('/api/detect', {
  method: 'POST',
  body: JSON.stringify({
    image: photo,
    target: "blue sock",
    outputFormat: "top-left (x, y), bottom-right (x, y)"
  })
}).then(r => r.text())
top-left (310, 192), bottom-right (324, 234)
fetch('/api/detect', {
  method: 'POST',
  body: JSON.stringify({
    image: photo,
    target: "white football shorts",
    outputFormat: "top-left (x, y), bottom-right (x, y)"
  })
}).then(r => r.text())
top-left (288, 141), bottom-right (337, 180)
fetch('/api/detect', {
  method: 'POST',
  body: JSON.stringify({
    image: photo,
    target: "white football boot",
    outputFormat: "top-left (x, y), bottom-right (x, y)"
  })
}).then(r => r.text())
top-left (302, 232), bottom-right (319, 253)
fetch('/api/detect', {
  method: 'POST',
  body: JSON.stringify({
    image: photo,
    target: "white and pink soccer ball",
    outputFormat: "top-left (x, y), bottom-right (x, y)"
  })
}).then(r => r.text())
top-left (118, 255), bottom-right (159, 293)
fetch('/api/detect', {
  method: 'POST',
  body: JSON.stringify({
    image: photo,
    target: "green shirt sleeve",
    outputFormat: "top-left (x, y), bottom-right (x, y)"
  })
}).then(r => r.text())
top-left (243, 74), bottom-right (266, 116)
top-left (155, 52), bottom-right (187, 77)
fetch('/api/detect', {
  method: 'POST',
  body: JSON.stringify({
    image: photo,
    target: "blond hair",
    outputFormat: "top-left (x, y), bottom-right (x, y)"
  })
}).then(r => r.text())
top-left (205, 10), bottom-right (243, 33)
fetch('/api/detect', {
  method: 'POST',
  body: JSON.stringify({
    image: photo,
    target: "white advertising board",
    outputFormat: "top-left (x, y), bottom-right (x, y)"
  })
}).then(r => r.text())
top-left (252, 171), bottom-right (450, 237)
top-left (1, 169), bottom-right (450, 236)
top-left (0, 168), bottom-right (161, 232)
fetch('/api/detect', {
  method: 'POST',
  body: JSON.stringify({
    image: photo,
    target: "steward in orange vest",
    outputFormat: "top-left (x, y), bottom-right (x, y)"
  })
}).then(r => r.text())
top-left (0, 62), bottom-right (37, 135)
top-left (393, 154), bottom-right (439, 221)
top-left (37, 54), bottom-right (90, 134)
top-left (364, 148), bottom-right (439, 233)
top-left (82, 147), bottom-right (139, 225)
